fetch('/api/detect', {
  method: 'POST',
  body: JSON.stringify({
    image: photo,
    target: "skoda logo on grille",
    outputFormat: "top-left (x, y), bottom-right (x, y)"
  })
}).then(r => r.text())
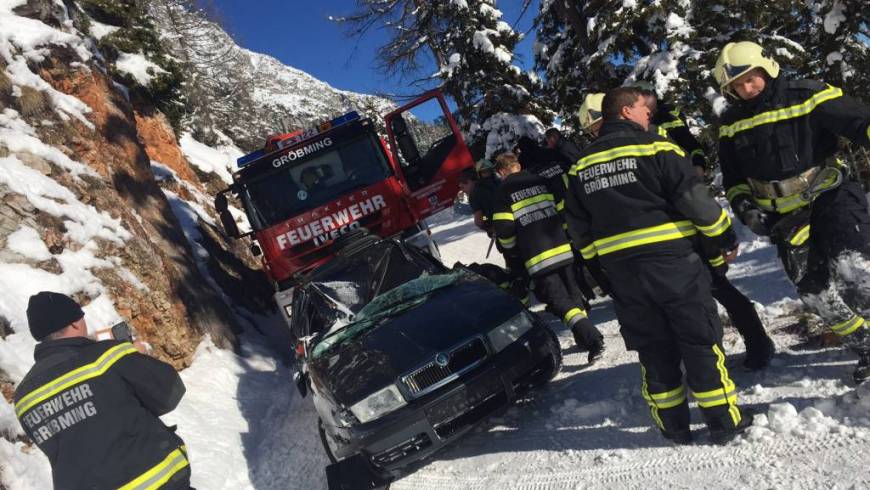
top-left (434, 352), bottom-right (449, 368)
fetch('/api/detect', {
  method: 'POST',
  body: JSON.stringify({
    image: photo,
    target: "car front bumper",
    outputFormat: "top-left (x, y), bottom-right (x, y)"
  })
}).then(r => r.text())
top-left (326, 324), bottom-right (561, 475)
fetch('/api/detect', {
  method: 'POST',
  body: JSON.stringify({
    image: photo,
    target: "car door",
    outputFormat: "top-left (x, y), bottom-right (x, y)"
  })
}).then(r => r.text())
top-left (384, 90), bottom-right (474, 219)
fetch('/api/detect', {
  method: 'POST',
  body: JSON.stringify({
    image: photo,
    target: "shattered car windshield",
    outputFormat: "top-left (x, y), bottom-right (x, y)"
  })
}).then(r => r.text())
top-left (304, 242), bottom-right (462, 358)
top-left (311, 269), bottom-right (469, 358)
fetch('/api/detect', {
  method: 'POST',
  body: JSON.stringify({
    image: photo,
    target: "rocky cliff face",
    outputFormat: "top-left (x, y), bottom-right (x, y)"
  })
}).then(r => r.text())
top-left (0, 0), bottom-right (273, 401)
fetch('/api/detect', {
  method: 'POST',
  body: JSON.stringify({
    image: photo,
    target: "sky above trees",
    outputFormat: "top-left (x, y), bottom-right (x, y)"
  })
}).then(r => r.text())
top-left (208, 0), bottom-right (539, 99)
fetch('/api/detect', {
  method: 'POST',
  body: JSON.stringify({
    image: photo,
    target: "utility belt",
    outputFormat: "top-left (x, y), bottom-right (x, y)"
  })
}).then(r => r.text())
top-left (746, 159), bottom-right (847, 215)
top-left (747, 167), bottom-right (820, 201)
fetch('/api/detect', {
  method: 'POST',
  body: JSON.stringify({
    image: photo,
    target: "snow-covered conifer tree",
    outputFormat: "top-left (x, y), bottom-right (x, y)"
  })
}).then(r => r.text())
top-left (534, 0), bottom-right (869, 144)
top-left (337, 0), bottom-right (552, 157)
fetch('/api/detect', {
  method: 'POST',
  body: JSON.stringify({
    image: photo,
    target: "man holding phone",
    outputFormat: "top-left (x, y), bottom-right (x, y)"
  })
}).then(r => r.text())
top-left (14, 291), bottom-right (191, 489)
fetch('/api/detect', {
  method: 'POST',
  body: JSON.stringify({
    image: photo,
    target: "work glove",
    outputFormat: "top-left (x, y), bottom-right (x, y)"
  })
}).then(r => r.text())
top-left (741, 208), bottom-right (772, 236)
top-left (734, 198), bottom-right (771, 237)
top-left (711, 261), bottom-right (729, 277)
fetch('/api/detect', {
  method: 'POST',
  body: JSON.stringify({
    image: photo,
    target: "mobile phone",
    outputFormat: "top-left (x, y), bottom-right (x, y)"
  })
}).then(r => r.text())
top-left (111, 322), bottom-right (133, 342)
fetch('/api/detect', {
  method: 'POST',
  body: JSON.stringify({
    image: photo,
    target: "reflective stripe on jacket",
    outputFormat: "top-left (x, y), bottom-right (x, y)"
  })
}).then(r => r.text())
top-left (14, 338), bottom-right (187, 489)
top-left (493, 170), bottom-right (574, 276)
top-left (719, 78), bottom-right (870, 216)
top-left (565, 120), bottom-right (735, 261)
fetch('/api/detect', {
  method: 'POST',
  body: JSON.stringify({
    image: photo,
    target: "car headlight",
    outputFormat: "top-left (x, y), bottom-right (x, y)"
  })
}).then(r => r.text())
top-left (487, 312), bottom-right (535, 353)
top-left (348, 384), bottom-right (407, 424)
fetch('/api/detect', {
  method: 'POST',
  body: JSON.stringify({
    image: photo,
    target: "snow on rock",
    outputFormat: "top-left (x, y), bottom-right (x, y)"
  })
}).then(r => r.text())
top-left (114, 51), bottom-right (167, 87)
top-left (87, 19), bottom-right (119, 40)
top-left (0, 3), bottom-right (95, 129)
top-left (0, 109), bottom-right (97, 178)
top-left (179, 133), bottom-right (240, 185)
top-left (0, 244), bottom-right (123, 381)
top-left (0, 0), bottom-right (90, 63)
top-left (0, 154), bottom-right (130, 245)
top-left (5, 225), bottom-right (51, 261)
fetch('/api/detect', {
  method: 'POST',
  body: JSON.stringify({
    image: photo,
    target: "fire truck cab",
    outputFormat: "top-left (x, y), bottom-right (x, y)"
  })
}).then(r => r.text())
top-left (215, 90), bottom-right (474, 325)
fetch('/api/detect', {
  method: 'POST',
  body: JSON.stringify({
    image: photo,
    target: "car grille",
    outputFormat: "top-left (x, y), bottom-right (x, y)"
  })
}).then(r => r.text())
top-left (370, 433), bottom-right (432, 467)
top-left (401, 337), bottom-right (488, 398)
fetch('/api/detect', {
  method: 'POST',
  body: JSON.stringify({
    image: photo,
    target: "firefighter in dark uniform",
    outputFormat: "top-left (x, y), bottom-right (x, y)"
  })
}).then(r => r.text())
top-left (14, 292), bottom-right (190, 489)
top-left (516, 136), bottom-right (603, 303)
top-left (492, 153), bottom-right (606, 363)
top-left (545, 127), bottom-right (583, 165)
top-left (566, 87), bottom-right (749, 444)
top-left (469, 158), bottom-right (530, 304)
top-left (714, 41), bottom-right (870, 383)
top-left (629, 81), bottom-right (776, 370)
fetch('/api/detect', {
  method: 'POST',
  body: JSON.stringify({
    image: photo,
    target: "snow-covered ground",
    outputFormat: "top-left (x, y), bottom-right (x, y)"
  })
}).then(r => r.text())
top-left (5, 209), bottom-right (870, 489)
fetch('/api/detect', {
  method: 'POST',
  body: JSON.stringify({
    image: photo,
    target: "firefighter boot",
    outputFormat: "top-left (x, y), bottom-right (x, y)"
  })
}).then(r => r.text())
top-left (708, 409), bottom-right (754, 445)
top-left (844, 326), bottom-right (870, 384)
top-left (854, 352), bottom-right (870, 384)
top-left (743, 335), bottom-right (776, 371)
top-left (662, 429), bottom-right (693, 446)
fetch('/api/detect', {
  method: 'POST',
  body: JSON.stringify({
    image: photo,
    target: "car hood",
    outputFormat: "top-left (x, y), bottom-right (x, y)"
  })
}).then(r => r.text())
top-left (308, 277), bottom-right (521, 407)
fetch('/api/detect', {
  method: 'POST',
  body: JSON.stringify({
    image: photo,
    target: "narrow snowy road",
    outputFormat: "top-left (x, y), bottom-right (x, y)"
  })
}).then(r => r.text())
top-left (147, 210), bottom-right (870, 490)
top-left (388, 210), bottom-right (870, 489)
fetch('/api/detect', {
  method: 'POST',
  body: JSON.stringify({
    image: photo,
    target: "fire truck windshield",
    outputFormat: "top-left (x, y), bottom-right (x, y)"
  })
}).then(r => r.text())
top-left (241, 133), bottom-right (392, 230)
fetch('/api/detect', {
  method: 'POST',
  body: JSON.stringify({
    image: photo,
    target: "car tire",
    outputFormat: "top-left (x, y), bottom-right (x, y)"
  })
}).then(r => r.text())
top-left (529, 315), bottom-right (563, 388)
top-left (318, 417), bottom-right (341, 464)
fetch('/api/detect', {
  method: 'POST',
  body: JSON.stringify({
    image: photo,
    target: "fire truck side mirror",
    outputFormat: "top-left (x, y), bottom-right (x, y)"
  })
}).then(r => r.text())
top-left (214, 193), bottom-right (241, 239)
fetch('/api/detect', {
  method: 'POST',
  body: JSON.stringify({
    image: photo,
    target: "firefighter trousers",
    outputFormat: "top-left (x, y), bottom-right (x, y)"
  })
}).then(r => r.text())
top-left (573, 254), bottom-right (612, 299)
top-left (709, 266), bottom-right (768, 344)
top-left (785, 181), bottom-right (870, 346)
top-left (497, 242), bottom-right (531, 305)
top-left (533, 265), bottom-right (602, 347)
top-left (605, 251), bottom-right (743, 433)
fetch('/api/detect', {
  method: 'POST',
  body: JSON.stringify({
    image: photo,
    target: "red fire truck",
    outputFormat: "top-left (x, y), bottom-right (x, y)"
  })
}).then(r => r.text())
top-left (214, 90), bottom-right (474, 323)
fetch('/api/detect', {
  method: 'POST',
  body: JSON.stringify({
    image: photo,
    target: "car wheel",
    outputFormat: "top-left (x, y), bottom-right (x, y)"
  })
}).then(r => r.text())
top-left (529, 321), bottom-right (563, 388)
top-left (318, 417), bottom-right (341, 464)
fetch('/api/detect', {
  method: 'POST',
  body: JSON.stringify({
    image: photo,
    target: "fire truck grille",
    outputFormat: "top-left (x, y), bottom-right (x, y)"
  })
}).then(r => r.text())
top-left (401, 337), bottom-right (488, 398)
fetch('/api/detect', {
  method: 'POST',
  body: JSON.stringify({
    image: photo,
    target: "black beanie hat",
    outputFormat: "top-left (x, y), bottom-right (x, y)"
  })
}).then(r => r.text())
top-left (27, 292), bottom-right (84, 341)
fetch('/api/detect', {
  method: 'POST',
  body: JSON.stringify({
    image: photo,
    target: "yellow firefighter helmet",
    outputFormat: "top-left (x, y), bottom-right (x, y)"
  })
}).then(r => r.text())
top-left (579, 93), bottom-right (605, 130)
top-left (713, 41), bottom-right (780, 97)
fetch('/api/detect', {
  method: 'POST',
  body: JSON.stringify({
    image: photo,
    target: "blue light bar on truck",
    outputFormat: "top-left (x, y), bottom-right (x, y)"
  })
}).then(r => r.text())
top-left (236, 111), bottom-right (362, 169)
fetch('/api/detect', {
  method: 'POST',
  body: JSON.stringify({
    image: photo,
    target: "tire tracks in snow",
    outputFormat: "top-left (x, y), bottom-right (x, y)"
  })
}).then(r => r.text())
top-left (392, 430), bottom-right (869, 489)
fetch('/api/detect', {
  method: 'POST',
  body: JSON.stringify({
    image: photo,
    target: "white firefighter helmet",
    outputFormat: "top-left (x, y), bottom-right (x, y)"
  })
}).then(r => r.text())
top-left (713, 41), bottom-right (780, 98)
top-left (579, 93), bottom-right (605, 130)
